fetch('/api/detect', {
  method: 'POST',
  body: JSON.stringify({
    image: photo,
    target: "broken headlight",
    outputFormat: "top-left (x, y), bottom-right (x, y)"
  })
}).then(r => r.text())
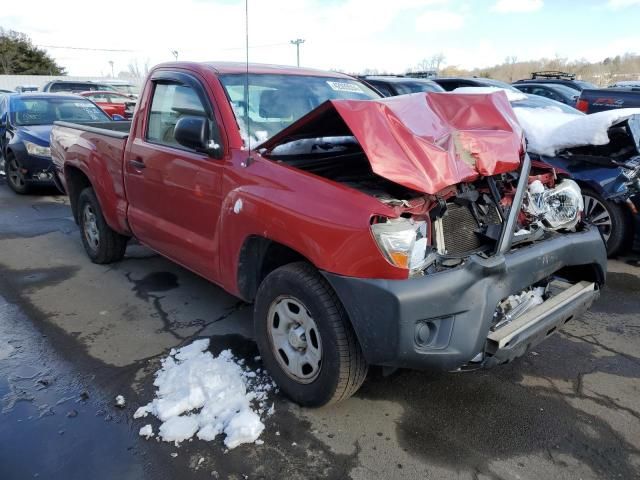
top-left (371, 217), bottom-right (429, 275)
top-left (524, 179), bottom-right (584, 231)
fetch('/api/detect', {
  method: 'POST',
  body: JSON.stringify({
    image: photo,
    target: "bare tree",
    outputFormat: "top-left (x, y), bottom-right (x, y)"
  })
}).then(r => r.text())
top-left (412, 53), bottom-right (446, 73)
top-left (127, 59), bottom-right (150, 80)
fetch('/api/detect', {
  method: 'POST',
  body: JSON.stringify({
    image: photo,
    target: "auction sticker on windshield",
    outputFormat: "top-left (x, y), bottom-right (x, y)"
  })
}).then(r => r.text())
top-left (326, 81), bottom-right (363, 93)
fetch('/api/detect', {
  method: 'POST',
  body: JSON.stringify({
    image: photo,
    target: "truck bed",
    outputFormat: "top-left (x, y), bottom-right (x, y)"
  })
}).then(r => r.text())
top-left (578, 88), bottom-right (640, 113)
top-left (53, 120), bottom-right (131, 138)
top-left (50, 120), bottom-right (132, 234)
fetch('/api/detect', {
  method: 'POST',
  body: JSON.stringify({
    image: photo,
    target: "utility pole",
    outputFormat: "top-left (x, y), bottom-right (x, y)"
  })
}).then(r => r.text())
top-left (290, 38), bottom-right (305, 67)
top-left (108, 60), bottom-right (114, 77)
top-left (171, 50), bottom-right (179, 61)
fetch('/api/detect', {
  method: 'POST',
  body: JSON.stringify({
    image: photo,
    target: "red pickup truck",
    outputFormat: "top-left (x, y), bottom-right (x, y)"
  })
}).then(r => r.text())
top-left (51, 62), bottom-right (607, 407)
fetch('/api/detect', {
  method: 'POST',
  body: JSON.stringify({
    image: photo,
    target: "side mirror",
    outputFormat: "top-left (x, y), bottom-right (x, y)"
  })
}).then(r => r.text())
top-left (112, 114), bottom-right (126, 121)
top-left (174, 115), bottom-right (222, 158)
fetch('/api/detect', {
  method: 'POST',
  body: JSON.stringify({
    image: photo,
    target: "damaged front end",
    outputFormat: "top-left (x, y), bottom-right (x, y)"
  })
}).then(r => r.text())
top-left (259, 92), bottom-right (589, 277)
top-left (260, 92), bottom-right (606, 371)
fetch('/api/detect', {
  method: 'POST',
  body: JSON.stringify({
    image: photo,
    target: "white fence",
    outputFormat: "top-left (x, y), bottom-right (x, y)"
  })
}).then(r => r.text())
top-left (0, 75), bottom-right (141, 91)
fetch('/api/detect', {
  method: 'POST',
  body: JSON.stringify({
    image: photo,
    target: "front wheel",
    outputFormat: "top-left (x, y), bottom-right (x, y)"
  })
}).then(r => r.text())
top-left (77, 187), bottom-right (128, 264)
top-left (582, 188), bottom-right (630, 257)
top-left (5, 154), bottom-right (29, 194)
top-left (254, 262), bottom-right (368, 407)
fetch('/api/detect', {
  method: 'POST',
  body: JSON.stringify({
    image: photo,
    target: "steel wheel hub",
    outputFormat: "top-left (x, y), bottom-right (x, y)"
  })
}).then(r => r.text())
top-left (82, 204), bottom-right (100, 251)
top-left (267, 296), bottom-right (322, 384)
top-left (583, 194), bottom-right (612, 242)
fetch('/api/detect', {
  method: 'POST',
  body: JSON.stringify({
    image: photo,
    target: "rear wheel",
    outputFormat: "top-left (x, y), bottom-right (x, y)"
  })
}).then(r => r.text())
top-left (582, 188), bottom-right (630, 256)
top-left (77, 187), bottom-right (128, 264)
top-left (5, 154), bottom-right (29, 194)
top-left (254, 262), bottom-right (368, 407)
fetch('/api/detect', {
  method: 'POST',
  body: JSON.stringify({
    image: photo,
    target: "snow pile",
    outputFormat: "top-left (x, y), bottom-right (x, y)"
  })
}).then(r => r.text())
top-left (134, 339), bottom-right (275, 449)
top-left (513, 107), bottom-right (640, 156)
top-left (452, 86), bottom-right (528, 102)
top-left (139, 424), bottom-right (154, 439)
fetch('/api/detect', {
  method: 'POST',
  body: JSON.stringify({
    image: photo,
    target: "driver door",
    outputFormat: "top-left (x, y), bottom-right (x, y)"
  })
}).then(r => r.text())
top-left (124, 71), bottom-right (225, 281)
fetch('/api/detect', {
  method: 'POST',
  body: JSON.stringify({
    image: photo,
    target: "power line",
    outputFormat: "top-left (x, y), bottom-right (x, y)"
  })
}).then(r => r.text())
top-left (38, 44), bottom-right (134, 52)
top-left (38, 42), bottom-right (290, 54)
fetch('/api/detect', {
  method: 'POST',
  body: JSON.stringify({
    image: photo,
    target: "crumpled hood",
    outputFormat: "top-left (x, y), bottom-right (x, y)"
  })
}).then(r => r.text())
top-left (260, 92), bottom-right (524, 195)
top-left (18, 124), bottom-right (53, 145)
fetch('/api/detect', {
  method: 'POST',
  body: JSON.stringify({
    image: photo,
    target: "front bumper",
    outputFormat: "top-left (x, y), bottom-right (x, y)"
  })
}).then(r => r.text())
top-left (323, 227), bottom-right (606, 371)
top-left (14, 147), bottom-right (55, 183)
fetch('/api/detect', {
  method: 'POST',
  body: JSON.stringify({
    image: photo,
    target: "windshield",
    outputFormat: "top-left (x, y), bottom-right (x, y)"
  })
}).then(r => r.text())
top-left (10, 97), bottom-right (112, 126)
top-left (393, 80), bottom-right (445, 95)
top-left (574, 80), bottom-right (598, 90)
top-left (511, 94), bottom-right (584, 115)
top-left (475, 78), bottom-right (520, 92)
top-left (219, 74), bottom-right (379, 143)
top-left (111, 84), bottom-right (140, 96)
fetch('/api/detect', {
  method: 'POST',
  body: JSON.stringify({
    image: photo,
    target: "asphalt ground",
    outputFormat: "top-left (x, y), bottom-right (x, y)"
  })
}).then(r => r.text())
top-left (0, 179), bottom-right (639, 480)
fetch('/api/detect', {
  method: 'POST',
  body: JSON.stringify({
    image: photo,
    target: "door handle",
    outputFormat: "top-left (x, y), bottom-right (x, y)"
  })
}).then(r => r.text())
top-left (129, 158), bottom-right (146, 170)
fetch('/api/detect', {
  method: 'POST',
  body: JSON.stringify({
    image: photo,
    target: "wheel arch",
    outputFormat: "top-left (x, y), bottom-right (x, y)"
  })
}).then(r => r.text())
top-left (236, 235), bottom-right (311, 303)
top-left (64, 165), bottom-right (93, 223)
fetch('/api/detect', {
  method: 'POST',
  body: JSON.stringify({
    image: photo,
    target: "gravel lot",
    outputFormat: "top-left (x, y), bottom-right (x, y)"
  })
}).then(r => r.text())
top-left (0, 180), bottom-right (639, 480)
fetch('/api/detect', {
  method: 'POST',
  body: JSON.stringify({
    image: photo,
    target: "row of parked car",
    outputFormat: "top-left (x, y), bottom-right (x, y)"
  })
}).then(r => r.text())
top-left (0, 80), bottom-right (140, 192)
top-left (0, 79), bottom-right (139, 119)
top-left (0, 69), bottom-right (638, 258)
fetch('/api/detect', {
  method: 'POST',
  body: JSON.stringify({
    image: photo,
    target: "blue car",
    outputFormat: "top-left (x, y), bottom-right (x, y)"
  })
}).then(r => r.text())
top-left (0, 93), bottom-right (111, 194)
top-left (509, 95), bottom-right (640, 256)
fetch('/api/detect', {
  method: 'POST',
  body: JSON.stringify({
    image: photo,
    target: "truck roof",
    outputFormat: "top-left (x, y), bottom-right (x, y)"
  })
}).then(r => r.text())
top-left (155, 61), bottom-right (353, 78)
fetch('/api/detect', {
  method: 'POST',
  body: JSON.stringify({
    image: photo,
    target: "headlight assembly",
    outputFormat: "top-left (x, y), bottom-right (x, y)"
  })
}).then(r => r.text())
top-left (24, 141), bottom-right (51, 158)
top-left (524, 179), bottom-right (584, 231)
top-left (371, 217), bottom-right (429, 275)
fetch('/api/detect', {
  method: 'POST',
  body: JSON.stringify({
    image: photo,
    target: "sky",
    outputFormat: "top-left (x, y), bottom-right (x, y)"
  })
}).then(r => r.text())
top-left (1, 0), bottom-right (640, 77)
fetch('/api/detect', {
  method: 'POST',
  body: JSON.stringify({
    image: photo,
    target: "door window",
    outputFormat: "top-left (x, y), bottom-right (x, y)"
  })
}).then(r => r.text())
top-left (531, 87), bottom-right (559, 101)
top-left (147, 82), bottom-right (211, 149)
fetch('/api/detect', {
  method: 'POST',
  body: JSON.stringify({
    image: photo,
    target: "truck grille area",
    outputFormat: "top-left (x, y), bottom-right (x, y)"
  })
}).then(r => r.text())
top-left (438, 202), bottom-right (502, 256)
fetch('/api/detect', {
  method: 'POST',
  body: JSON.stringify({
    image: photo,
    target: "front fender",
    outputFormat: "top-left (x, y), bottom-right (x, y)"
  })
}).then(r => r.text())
top-left (216, 169), bottom-right (410, 296)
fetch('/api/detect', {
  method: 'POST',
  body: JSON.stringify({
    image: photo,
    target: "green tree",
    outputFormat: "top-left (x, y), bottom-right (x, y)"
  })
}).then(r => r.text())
top-left (0, 28), bottom-right (66, 75)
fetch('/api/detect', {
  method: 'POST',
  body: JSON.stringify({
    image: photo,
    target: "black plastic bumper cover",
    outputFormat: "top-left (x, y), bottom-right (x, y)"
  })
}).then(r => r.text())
top-left (322, 227), bottom-right (606, 371)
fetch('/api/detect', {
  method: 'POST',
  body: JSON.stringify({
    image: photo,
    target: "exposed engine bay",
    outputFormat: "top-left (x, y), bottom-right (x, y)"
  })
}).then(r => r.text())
top-left (263, 135), bottom-right (585, 277)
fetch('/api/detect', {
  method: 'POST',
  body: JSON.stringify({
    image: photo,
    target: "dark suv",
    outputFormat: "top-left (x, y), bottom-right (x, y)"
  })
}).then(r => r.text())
top-left (358, 75), bottom-right (444, 96)
top-left (41, 80), bottom-right (119, 94)
top-left (514, 71), bottom-right (598, 91)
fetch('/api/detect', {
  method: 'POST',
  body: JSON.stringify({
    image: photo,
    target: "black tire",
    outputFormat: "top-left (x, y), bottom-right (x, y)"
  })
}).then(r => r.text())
top-left (5, 153), bottom-right (30, 194)
top-left (77, 187), bottom-right (128, 264)
top-left (254, 262), bottom-right (368, 407)
top-left (582, 188), bottom-right (630, 257)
